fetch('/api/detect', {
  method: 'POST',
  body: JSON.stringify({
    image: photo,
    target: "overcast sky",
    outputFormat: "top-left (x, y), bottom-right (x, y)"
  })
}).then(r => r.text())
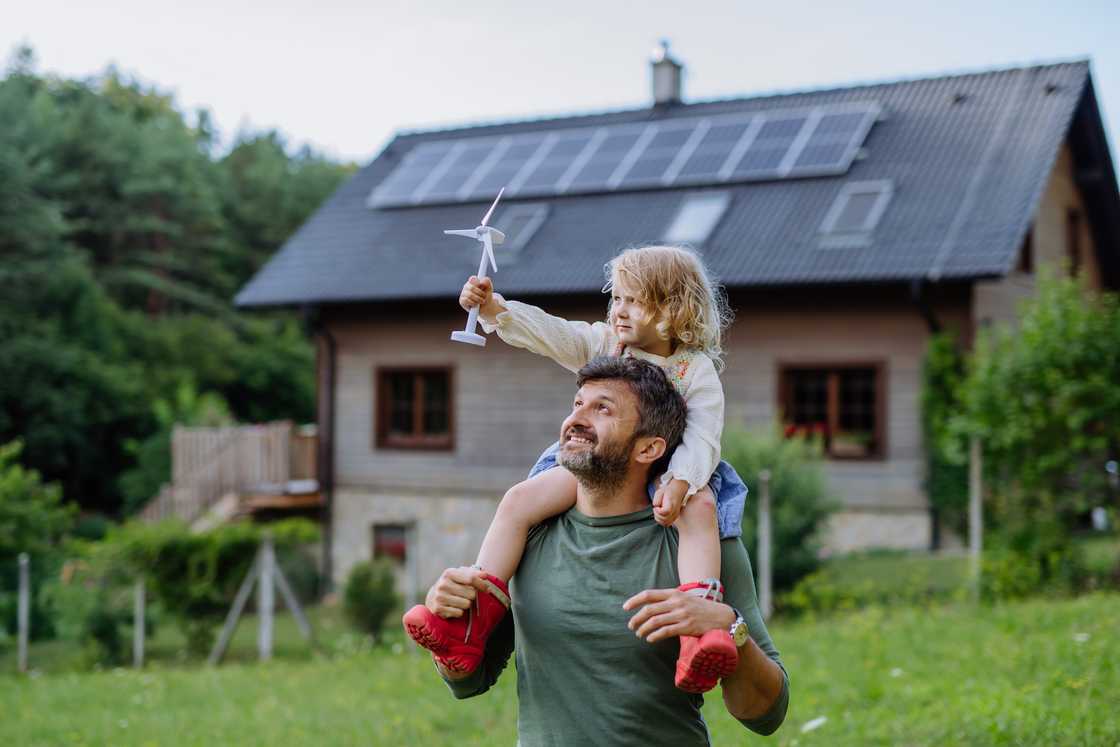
top-left (6, 0), bottom-right (1119, 166)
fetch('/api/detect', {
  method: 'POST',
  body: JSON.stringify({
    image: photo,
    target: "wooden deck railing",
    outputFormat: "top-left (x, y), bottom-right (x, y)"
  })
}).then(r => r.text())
top-left (138, 421), bottom-right (316, 524)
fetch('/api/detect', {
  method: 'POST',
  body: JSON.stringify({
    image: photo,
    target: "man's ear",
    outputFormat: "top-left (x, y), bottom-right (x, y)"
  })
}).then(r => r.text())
top-left (633, 435), bottom-right (667, 465)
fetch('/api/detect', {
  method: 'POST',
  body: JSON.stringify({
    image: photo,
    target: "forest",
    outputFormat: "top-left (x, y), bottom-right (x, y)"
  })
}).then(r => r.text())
top-left (0, 46), bottom-right (353, 519)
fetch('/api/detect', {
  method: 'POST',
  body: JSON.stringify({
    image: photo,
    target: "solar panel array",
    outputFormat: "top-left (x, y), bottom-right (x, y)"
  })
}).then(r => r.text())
top-left (369, 102), bottom-right (881, 208)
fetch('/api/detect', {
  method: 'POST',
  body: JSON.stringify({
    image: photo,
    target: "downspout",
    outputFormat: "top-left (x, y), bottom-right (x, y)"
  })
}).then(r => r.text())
top-left (305, 305), bottom-right (337, 593)
top-left (909, 279), bottom-right (942, 551)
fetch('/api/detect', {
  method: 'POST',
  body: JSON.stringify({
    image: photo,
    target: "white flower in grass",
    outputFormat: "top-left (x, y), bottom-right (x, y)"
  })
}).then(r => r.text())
top-left (801, 716), bottom-right (827, 733)
top-left (1072, 632), bottom-right (1089, 644)
top-left (890, 667), bottom-right (904, 677)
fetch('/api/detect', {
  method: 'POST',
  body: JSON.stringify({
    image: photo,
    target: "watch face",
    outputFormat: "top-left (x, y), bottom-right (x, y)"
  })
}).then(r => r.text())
top-left (732, 619), bottom-right (749, 647)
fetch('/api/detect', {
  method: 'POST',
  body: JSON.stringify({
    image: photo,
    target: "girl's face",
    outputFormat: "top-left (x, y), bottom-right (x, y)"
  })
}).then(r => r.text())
top-left (610, 275), bottom-right (664, 352)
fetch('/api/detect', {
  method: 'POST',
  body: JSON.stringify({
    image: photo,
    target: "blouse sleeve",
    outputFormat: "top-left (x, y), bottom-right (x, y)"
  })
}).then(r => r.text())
top-left (662, 353), bottom-right (724, 496)
top-left (479, 296), bottom-right (614, 373)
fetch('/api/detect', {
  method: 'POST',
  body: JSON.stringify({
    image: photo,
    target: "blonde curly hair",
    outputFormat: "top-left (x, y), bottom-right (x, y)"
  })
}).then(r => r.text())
top-left (603, 245), bottom-right (733, 371)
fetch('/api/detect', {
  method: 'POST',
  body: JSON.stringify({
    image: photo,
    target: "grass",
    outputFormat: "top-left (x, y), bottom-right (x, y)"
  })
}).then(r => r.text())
top-left (2, 593), bottom-right (1118, 745)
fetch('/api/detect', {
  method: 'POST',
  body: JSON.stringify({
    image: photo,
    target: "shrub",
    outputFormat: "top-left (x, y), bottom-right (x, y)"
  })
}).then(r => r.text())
top-left (962, 273), bottom-right (1120, 573)
top-left (781, 550), bottom-right (970, 616)
top-left (721, 425), bottom-right (838, 592)
top-left (343, 559), bottom-right (400, 641)
top-left (0, 440), bottom-right (75, 641)
top-left (95, 518), bottom-right (319, 655)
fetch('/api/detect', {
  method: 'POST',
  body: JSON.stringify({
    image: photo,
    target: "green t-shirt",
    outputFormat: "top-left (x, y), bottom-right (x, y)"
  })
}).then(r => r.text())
top-left (443, 506), bottom-right (790, 746)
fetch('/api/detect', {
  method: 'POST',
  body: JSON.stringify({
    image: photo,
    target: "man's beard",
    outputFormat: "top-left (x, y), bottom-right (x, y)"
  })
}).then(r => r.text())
top-left (557, 429), bottom-right (636, 494)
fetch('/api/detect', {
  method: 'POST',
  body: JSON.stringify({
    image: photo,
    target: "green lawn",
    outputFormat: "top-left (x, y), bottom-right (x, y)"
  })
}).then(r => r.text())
top-left (2, 593), bottom-right (1118, 746)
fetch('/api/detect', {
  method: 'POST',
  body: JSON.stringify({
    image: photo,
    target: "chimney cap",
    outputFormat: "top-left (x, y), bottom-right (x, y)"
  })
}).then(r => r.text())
top-left (651, 39), bottom-right (678, 66)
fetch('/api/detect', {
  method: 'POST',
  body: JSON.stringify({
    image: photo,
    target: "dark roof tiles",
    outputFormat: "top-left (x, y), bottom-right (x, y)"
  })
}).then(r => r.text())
top-left (236, 61), bottom-right (1091, 307)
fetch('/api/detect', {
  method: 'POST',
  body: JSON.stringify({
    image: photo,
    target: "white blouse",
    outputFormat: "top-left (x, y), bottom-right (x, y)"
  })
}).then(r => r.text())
top-left (481, 298), bottom-right (724, 496)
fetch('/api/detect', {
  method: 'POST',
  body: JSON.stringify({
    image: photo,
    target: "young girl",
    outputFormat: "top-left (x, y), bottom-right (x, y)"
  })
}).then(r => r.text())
top-left (403, 245), bottom-right (748, 693)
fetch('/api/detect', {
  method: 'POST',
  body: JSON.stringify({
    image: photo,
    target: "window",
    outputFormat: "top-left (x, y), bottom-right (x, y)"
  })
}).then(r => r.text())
top-left (1066, 208), bottom-right (1081, 277)
top-left (493, 203), bottom-right (548, 266)
top-left (779, 364), bottom-right (884, 459)
top-left (819, 180), bottom-right (893, 248)
top-left (664, 191), bottom-right (731, 245)
top-left (375, 368), bottom-right (453, 450)
top-left (372, 524), bottom-right (408, 564)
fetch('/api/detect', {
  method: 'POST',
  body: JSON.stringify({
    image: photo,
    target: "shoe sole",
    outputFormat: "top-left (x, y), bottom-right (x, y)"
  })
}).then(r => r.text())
top-left (402, 608), bottom-right (451, 655)
top-left (677, 648), bottom-right (738, 692)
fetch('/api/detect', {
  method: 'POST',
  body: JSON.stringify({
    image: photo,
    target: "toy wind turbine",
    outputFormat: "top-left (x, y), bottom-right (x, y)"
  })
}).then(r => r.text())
top-left (446, 188), bottom-right (506, 346)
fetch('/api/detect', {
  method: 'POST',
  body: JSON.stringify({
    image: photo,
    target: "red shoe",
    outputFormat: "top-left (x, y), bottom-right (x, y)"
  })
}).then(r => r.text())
top-left (675, 628), bottom-right (739, 693)
top-left (674, 579), bottom-right (739, 693)
top-left (402, 572), bottom-right (510, 675)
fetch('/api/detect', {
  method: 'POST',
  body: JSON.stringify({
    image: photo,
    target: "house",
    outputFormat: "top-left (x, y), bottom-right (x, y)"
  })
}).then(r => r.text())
top-left (235, 50), bottom-right (1120, 592)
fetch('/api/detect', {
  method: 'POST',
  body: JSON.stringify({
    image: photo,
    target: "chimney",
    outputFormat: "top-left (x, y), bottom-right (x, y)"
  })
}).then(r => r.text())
top-left (650, 39), bottom-right (683, 106)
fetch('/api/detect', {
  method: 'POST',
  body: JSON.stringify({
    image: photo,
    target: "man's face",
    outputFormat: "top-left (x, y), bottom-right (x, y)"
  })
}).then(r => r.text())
top-left (556, 379), bottom-right (640, 488)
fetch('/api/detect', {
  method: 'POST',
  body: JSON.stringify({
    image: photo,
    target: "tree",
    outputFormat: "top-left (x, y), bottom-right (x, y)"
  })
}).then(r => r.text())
top-left (962, 273), bottom-right (1120, 578)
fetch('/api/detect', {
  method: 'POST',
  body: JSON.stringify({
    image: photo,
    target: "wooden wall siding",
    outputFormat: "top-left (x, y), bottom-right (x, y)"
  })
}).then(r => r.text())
top-left (330, 300), bottom-right (593, 496)
top-left (328, 291), bottom-right (970, 514)
top-left (974, 143), bottom-right (1105, 328)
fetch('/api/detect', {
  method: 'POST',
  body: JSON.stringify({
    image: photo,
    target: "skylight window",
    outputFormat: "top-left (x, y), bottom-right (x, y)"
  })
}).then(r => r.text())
top-left (819, 180), bottom-right (893, 248)
top-left (664, 191), bottom-right (731, 245)
top-left (493, 203), bottom-right (548, 265)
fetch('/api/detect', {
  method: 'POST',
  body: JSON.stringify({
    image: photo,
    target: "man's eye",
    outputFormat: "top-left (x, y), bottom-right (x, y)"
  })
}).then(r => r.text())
top-left (598, 404), bottom-right (610, 413)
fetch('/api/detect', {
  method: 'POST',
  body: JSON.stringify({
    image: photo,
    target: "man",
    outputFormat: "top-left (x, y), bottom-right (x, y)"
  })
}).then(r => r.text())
top-left (421, 356), bottom-right (788, 744)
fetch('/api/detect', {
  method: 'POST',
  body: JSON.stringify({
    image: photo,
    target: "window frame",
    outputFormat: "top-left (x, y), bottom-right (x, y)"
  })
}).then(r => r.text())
top-left (371, 523), bottom-right (410, 564)
top-left (818, 179), bottom-right (894, 249)
top-left (777, 361), bottom-right (887, 461)
top-left (374, 366), bottom-right (455, 451)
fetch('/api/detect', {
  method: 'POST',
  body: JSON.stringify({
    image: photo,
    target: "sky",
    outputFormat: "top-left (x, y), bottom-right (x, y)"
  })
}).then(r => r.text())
top-left (6, 0), bottom-right (1120, 166)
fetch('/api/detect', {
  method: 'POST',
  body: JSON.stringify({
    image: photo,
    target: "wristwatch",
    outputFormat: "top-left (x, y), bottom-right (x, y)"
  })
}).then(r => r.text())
top-left (729, 607), bottom-right (749, 647)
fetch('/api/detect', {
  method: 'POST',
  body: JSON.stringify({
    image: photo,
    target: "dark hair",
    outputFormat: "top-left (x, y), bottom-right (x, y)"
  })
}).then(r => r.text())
top-left (576, 356), bottom-right (688, 477)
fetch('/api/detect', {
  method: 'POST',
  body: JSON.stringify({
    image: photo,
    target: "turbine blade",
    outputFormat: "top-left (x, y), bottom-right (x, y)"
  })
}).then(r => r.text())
top-left (488, 228), bottom-right (506, 245)
top-left (480, 187), bottom-right (505, 227)
top-left (444, 229), bottom-right (479, 238)
top-left (483, 233), bottom-right (498, 274)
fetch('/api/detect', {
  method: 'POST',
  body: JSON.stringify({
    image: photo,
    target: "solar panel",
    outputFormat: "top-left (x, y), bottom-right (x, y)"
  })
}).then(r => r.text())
top-left (367, 102), bottom-right (881, 208)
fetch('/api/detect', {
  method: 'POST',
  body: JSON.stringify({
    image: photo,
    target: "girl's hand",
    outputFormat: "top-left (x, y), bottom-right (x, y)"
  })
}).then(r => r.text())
top-left (459, 276), bottom-right (492, 311)
top-left (652, 478), bottom-right (691, 526)
top-left (654, 479), bottom-right (685, 526)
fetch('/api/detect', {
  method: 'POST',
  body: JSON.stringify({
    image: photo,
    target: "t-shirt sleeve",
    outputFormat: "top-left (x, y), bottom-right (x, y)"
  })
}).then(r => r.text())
top-left (719, 537), bottom-right (791, 735)
top-left (439, 612), bottom-right (515, 699)
top-left (479, 298), bottom-right (613, 372)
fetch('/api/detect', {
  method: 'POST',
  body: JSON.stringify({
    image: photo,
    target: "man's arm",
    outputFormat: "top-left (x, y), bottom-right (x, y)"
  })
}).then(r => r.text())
top-left (717, 537), bottom-right (789, 732)
top-left (622, 538), bottom-right (789, 735)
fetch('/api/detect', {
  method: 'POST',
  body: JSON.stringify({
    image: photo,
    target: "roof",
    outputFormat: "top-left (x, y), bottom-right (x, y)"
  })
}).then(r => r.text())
top-left (236, 61), bottom-right (1109, 308)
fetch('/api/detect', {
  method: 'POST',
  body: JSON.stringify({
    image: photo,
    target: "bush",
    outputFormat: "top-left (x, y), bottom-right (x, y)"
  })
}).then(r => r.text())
top-left (722, 425), bottom-right (839, 592)
top-left (782, 550), bottom-right (970, 616)
top-left (0, 440), bottom-right (75, 641)
top-left (343, 559), bottom-right (400, 641)
top-left (95, 518), bottom-right (319, 655)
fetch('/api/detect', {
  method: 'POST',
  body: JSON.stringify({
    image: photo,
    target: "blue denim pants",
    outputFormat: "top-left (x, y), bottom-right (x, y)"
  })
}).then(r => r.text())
top-left (528, 441), bottom-right (748, 539)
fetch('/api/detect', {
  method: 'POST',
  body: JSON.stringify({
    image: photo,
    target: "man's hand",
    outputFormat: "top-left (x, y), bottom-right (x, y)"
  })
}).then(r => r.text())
top-left (652, 478), bottom-right (691, 526)
top-left (622, 588), bottom-right (736, 643)
top-left (426, 566), bottom-right (489, 619)
top-left (459, 276), bottom-right (505, 322)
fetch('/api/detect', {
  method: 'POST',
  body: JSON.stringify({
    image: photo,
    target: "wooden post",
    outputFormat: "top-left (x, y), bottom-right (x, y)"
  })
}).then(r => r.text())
top-left (258, 534), bottom-right (275, 662)
top-left (273, 559), bottom-right (312, 643)
top-left (969, 437), bottom-right (983, 600)
top-left (133, 580), bottom-right (146, 668)
top-left (17, 553), bottom-right (29, 673)
top-left (758, 470), bottom-right (773, 621)
top-left (208, 554), bottom-right (261, 666)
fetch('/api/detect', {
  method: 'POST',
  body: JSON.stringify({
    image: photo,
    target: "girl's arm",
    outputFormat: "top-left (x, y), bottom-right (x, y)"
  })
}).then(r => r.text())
top-left (465, 278), bottom-right (613, 372)
top-left (663, 354), bottom-right (724, 497)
